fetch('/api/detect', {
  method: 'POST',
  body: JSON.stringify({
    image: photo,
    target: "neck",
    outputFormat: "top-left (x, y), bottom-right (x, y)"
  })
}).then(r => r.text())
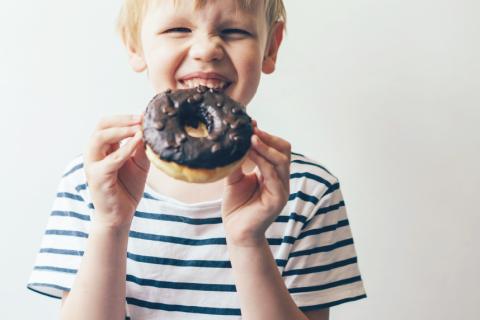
top-left (146, 157), bottom-right (256, 204)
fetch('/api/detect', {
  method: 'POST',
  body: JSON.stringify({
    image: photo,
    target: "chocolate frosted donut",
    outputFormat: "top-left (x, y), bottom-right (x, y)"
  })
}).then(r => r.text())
top-left (143, 86), bottom-right (253, 183)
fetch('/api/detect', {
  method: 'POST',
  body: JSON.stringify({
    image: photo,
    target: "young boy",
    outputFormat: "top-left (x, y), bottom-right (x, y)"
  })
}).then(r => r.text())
top-left (28, 1), bottom-right (366, 319)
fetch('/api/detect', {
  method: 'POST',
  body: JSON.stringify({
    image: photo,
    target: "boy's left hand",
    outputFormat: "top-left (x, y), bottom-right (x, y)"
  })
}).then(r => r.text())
top-left (222, 123), bottom-right (291, 246)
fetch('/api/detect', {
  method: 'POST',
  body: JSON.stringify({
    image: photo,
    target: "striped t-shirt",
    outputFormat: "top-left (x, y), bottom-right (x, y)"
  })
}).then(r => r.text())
top-left (28, 152), bottom-right (367, 319)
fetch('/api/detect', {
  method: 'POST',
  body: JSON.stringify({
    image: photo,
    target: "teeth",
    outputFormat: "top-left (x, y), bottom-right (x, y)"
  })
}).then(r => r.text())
top-left (181, 78), bottom-right (228, 90)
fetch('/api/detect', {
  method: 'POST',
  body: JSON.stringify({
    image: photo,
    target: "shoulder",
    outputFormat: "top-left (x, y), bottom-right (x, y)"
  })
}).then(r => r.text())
top-left (290, 151), bottom-right (340, 198)
top-left (55, 155), bottom-right (90, 202)
top-left (60, 154), bottom-right (86, 180)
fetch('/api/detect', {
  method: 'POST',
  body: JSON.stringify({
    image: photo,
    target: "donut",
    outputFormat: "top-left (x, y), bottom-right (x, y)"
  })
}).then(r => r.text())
top-left (143, 86), bottom-right (253, 183)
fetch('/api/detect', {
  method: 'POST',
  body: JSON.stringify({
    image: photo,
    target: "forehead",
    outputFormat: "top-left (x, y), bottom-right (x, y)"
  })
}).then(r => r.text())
top-left (148, 0), bottom-right (263, 18)
top-left (175, 0), bottom-right (259, 11)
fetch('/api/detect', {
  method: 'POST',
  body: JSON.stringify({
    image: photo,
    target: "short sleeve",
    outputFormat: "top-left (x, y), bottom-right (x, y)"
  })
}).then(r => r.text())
top-left (283, 178), bottom-right (367, 311)
top-left (27, 157), bottom-right (91, 299)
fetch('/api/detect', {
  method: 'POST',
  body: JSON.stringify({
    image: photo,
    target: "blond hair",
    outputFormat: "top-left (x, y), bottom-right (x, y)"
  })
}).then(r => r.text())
top-left (117, 0), bottom-right (286, 51)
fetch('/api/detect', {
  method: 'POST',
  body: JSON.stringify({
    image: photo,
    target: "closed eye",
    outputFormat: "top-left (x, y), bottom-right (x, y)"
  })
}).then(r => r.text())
top-left (221, 28), bottom-right (251, 36)
top-left (165, 27), bottom-right (191, 33)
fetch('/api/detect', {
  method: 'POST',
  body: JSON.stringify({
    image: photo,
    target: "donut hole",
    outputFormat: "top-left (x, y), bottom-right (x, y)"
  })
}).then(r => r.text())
top-left (185, 122), bottom-right (208, 138)
top-left (181, 108), bottom-right (211, 138)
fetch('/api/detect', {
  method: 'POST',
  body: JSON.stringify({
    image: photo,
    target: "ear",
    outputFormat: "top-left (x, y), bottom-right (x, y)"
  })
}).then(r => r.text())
top-left (127, 42), bottom-right (147, 73)
top-left (262, 21), bottom-right (284, 75)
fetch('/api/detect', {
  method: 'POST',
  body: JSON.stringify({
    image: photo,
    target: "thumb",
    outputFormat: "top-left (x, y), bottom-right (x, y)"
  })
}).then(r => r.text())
top-left (132, 140), bottom-right (150, 172)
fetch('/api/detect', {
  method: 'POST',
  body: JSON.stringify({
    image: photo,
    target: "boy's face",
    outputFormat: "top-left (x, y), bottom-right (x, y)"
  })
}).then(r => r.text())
top-left (129, 0), bottom-right (283, 106)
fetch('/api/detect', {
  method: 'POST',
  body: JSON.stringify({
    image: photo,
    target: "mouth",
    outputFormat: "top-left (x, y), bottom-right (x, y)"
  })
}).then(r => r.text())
top-left (178, 75), bottom-right (232, 92)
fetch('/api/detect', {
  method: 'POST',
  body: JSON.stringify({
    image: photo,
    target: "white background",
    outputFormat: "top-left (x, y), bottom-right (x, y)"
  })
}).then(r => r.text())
top-left (1, 0), bottom-right (479, 319)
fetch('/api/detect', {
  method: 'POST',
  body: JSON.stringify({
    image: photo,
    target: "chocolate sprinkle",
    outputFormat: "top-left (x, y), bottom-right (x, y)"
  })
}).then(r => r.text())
top-left (143, 86), bottom-right (253, 169)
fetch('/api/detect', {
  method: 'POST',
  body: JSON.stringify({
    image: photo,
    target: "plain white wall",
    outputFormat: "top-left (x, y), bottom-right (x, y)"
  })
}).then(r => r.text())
top-left (1, 0), bottom-right (479, 319)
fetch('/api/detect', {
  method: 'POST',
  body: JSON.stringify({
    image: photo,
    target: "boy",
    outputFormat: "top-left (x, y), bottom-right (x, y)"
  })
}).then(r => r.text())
top-left (28, 0), bottom-right (366, 319)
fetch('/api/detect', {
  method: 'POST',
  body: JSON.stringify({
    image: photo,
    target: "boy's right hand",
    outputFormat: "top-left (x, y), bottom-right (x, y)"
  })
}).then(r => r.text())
top-left (84, 115), bottom-right (149, 230)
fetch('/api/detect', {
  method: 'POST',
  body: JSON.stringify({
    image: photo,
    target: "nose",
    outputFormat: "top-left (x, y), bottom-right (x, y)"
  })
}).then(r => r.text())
top-left (189, 34), bottom-right (225, 62)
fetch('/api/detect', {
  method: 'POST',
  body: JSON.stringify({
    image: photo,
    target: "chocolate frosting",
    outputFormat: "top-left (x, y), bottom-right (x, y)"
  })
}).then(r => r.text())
top-left (143, 86), bottom-right (253, 169)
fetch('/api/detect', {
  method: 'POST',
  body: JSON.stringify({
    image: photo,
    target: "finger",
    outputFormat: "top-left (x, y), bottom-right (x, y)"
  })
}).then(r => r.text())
top-left (252, 135), bottom-right (290, 182)
top-left (102, 130), bottom-right (143, 172)
top-left (253, 127), bottom-right (291, 155)
top-left (96, 114), bottom-right (142, 130)
top-left (248, 148), bottom-right (285, 195)
top-left (131, 138), bottom-right (150, 173)
top-left (252, 135), bottom-right (290, 188)
top-left (251, 134), bottom-right (287, 166)
top-left (251, 119), bottom-right (257, 128)
top-left (87, 126), bottom-right (141, 162)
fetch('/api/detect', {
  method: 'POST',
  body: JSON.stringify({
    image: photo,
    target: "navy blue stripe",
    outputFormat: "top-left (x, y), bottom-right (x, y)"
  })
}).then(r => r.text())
top-left (62, 163), bottom-right (83, 177)
top-left (290, 172), bottom-right (333, 188)
top-left (289, 191), bottom-right (319, 205)
top-left (57, 192), bottom-right (84, 202)
top-left (127, 274), bottom-right (236, 292)
top-left (302, 201), bottom-right (346, 230)
top-left (88, 203), bottom-right (95, 209)
top-left (75, 183), bottom-right (88, 192)
top-left (45, 229), bottom-right (89, 238)
top-left (289, 238), bottom-right (354, 258)
top-left (267, 236), bottom-right (296, 245)
top-left (129, 231), bottom-right (226, 246)
top-left (28, 283), bottom-right (70, 293)
top-left (27, 285), bottom-right (67, 299)
top-left (288, 275), bottom-right (362, 293)
top-left (127, 252), bottom-right (231, 268)
top-left (315, 200), bottom-right (345, 215)
top-left (276, 212), bottom-right (307, 223)
top-left (324, 182), bottom-right (340, 196)
top-left (127, 252), bottom-right (287, 268)
top-left (291, 151), bottom-right (305, 157)
top-left (298, 219), bottom-right (349, 240)
top-left (127, 275), bottom-right (361, 295)
top-left (129, 230), bottom-right (292, 247)
top-left (50, 210), bottom-right (90, 221)
top-left (268, 238), bottom-right (283, 245)
top-left (291, 159), bottom-right (332, 175)
top-left (134, 211), bottom-right (223, 225)
top-left (39, 248), bottom-right (84, 256)
top-left (282, 257), bottom-right (358, 276)
top-left (281, 236), bottom-right (297, 244)
top-left (126, 297), bottom-right (241, 316)
top-left (299, 294), bottom-right (367, 311)
top-left (34, 266), bottom-right (77, 274)
top-left (143, 192), bottom-right (159, 200)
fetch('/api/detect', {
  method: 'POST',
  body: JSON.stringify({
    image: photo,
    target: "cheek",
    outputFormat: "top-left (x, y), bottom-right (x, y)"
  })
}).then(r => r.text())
top-left (235, 48), bottom-right (264, 103)
top-left (236, 45), bottom-right (264, 74)
top-left (144, 47), bottom-right (182, 90)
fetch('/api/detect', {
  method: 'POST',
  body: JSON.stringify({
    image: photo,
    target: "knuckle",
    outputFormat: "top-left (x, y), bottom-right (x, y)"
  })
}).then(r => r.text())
top-left (279, 154), bottom-right (289, 165)
top-left (95, 117), bottom-right (107, 130)
top-left (285, 141), bottom-right (292, 153)
top-left (91, 130), bottom-right (103, 141)
top-left (99, 116), bottom-right (109, 126)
